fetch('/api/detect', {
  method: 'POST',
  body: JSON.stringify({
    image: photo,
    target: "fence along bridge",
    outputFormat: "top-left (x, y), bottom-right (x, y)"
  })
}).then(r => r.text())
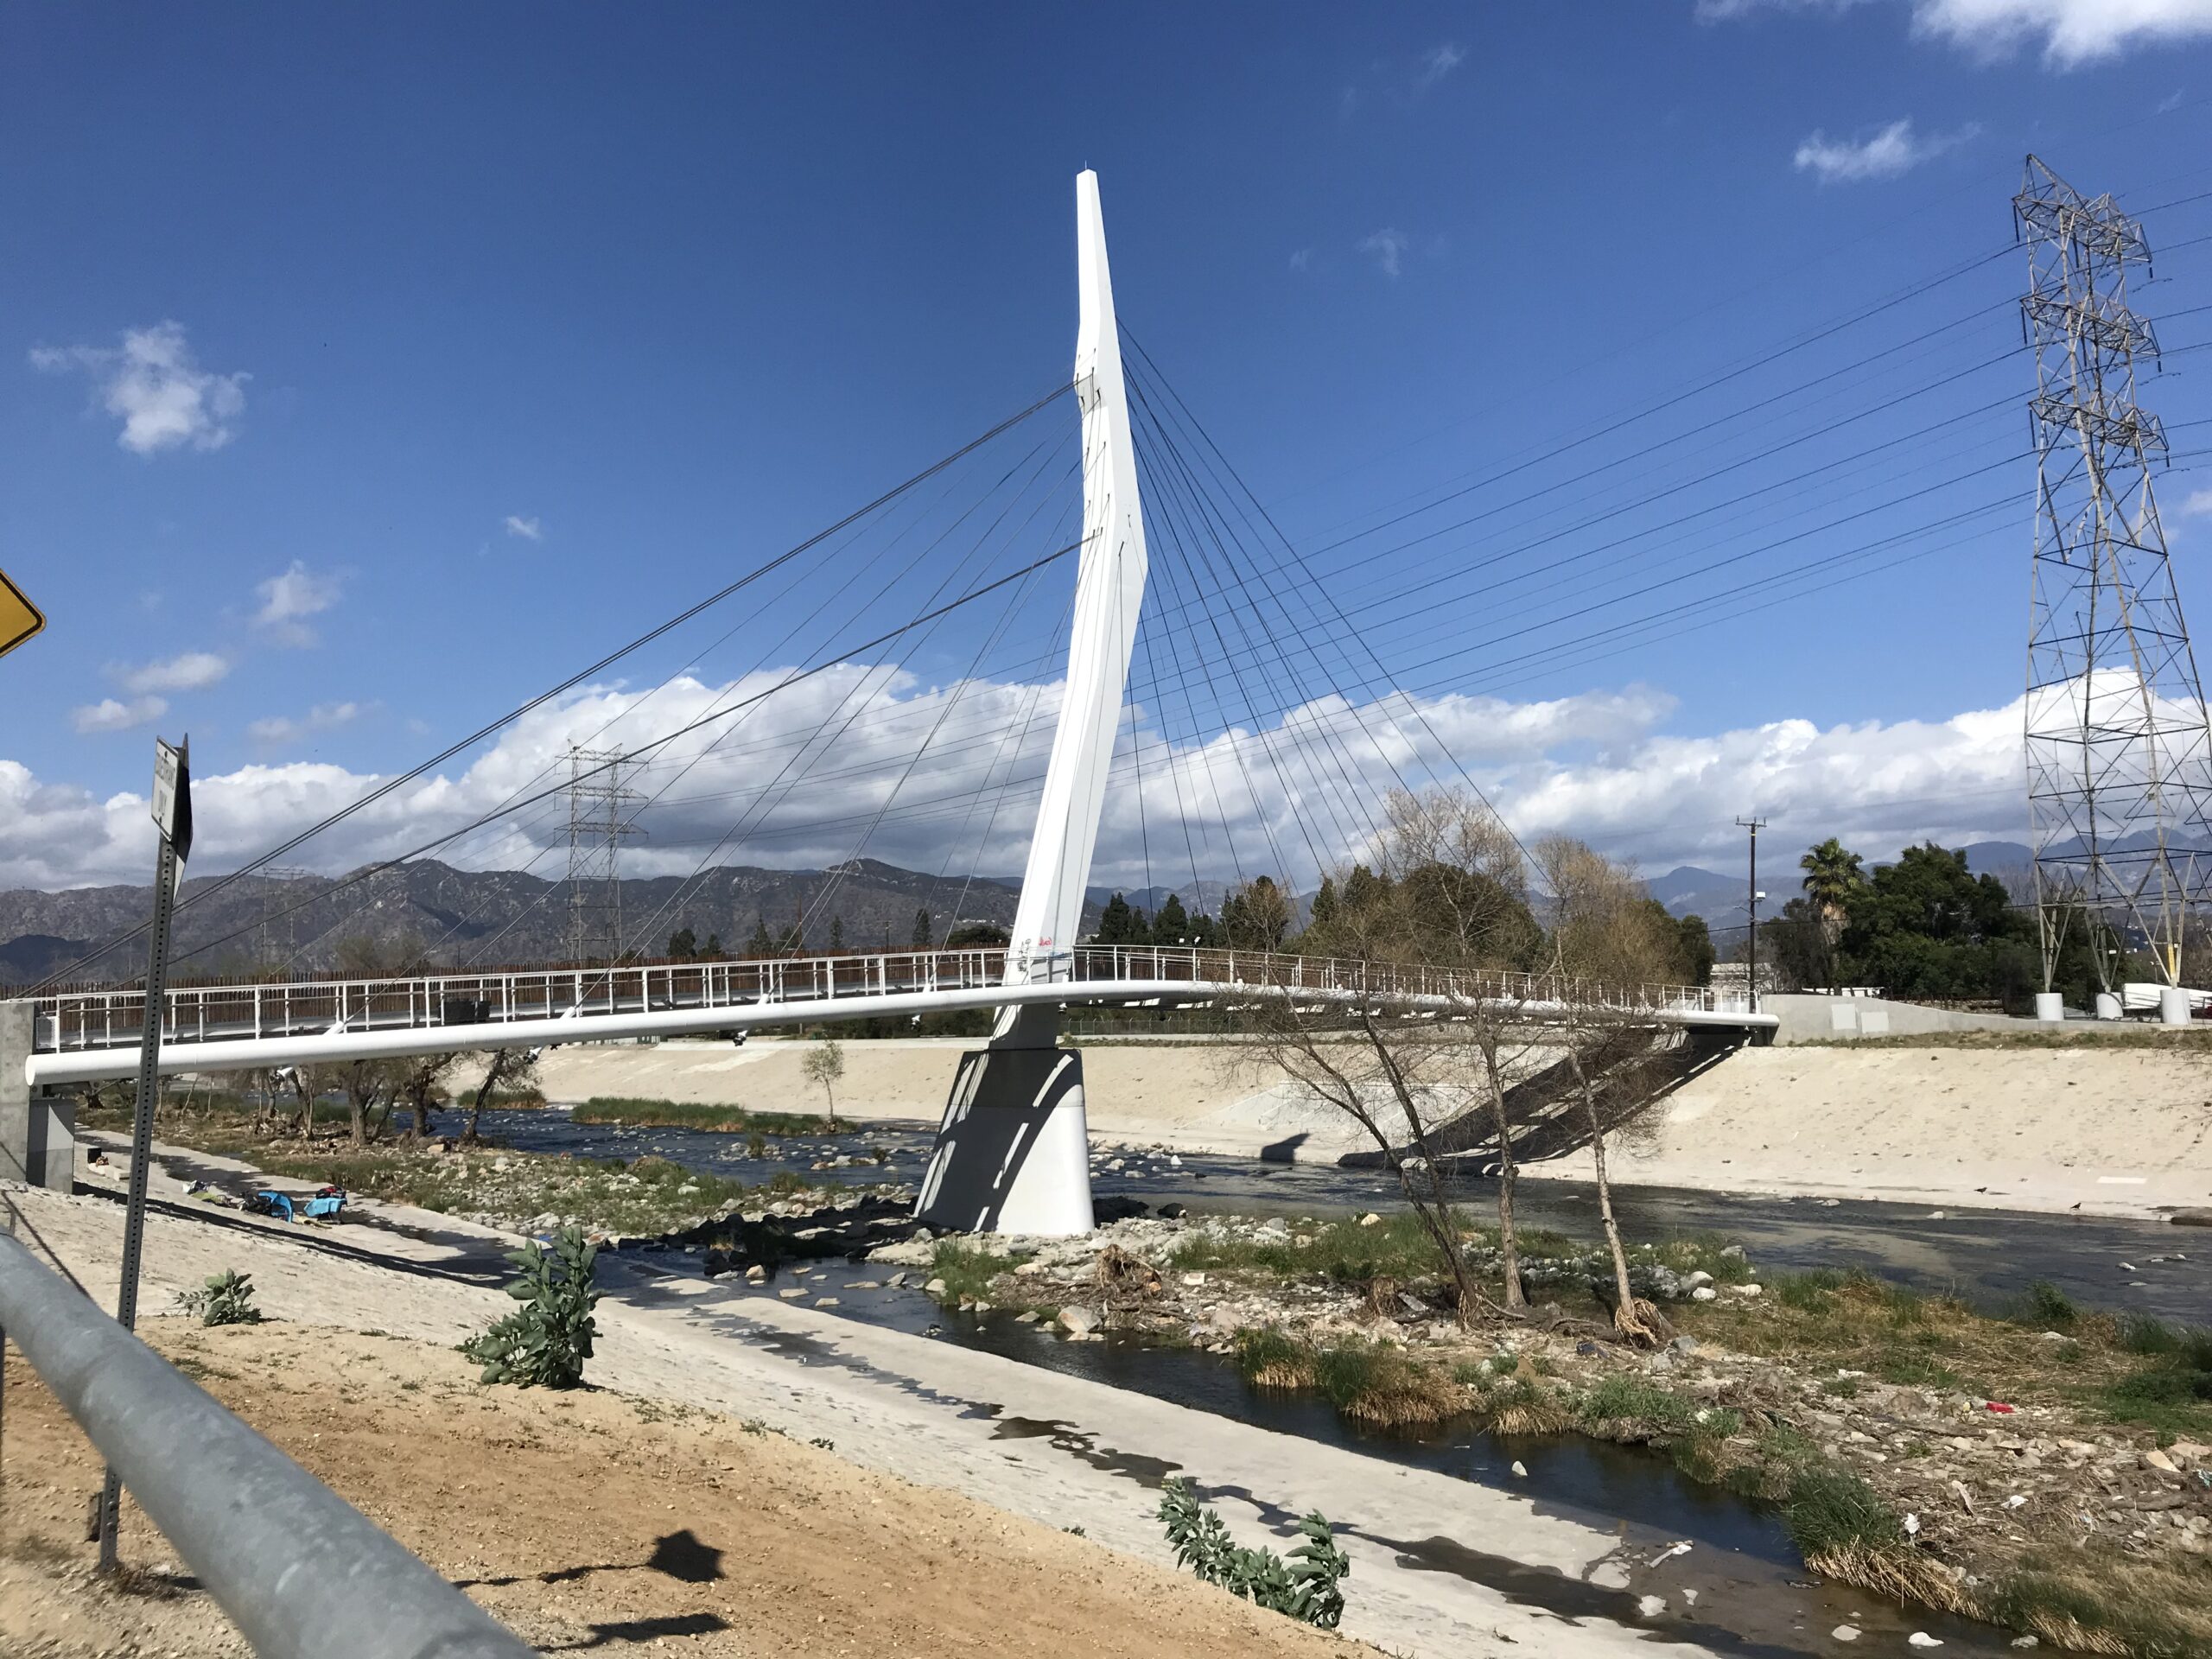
top-left (10, 172), bottom-right (1776, 1233)
top-left (25, 944), bottom-right (1764, 1084)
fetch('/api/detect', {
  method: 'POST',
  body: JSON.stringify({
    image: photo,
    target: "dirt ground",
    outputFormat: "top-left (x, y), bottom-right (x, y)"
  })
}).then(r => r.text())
top-left (0, 1323), bottom-right (1364, 1659)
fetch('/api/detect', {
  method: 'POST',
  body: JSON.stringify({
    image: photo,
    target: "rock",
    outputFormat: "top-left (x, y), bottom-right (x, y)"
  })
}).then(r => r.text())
top-left (744, 1263), bottom-right (767, 1284)
top-left (1181, 1272), bottom-right (1207, 1287)
top-left (1016, 1310), bottom-right (1039, 1323)
top-left (1057, 1306), bottom-right (1099, 1338)
top-left (814, 1296), bottom-right (841, 1308)
top-left (1157, 1203), bottom-right (1185, 1220)
top-left (1357, 1212), bottom-right (1382, 1227)
top-left (1735, 1283), bottom-right (1763, 1298)
top-left (2010, 1639), bottom-right (2038, 1650)
top-left (1510, 1460), bottom-right (1528, 1478)
top-left (1671, 1336), bottom-right (1700, 1354)
top-left (1692, 1287), bottom-right (1718, 1302)
top-left (2143, 1447), bottom-right (2179, 1473)
top-left (924, 1277), bottom-right (950, 1297)
top-left (1908, 1635), bottom-right (1943, 1649)
top-left (778, 1287), bottom-right (806, 1300)
top-left (1685, 1270), bottom-right (1713, 1288)
top-left (1830, 1626), bottom-right (1859, 1643)
top-left (1637, 1595), bottom-right (1666, 1618)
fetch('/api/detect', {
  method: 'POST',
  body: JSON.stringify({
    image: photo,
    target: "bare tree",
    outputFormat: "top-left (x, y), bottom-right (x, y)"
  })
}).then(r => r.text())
top-left (466, 1048), bottom-right (542, 1144)
top-left (1250, 786), bottom-right (1548, 1319)
top-left (1534, 835), bottom-right (1686, 1347)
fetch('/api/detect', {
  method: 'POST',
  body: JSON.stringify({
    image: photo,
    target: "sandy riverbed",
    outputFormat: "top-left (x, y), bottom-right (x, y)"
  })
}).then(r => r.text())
top-left (518, 1038), bottom-right (2212, 1219)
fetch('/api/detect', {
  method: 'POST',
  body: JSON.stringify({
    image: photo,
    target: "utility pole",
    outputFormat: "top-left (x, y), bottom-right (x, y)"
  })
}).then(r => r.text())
top-left (2018, 156), bottom-right (2212, 995)
top-left (102, 735), bottom-right (192, 1573)
top-left (1738, 817), bottom-right (1767, 1010)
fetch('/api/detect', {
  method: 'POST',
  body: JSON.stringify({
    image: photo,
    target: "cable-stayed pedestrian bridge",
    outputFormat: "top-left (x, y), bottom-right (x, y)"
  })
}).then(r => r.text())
top-left (23, 945), bottom-right (1770, 1088)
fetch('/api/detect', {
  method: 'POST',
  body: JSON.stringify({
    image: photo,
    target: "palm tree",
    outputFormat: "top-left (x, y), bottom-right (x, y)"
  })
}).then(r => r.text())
top-left (1799, 838), bottom-right (1865, 938)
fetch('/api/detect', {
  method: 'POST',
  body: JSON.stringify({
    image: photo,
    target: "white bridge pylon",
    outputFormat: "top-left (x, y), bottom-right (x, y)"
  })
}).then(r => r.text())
top-left (10, 175), bottom-right (1777, 1232)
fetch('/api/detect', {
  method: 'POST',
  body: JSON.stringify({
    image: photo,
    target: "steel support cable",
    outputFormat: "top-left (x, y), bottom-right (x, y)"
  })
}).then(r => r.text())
top-left (1131, 366), bottom-right (1403, 865)
top-left (624, 438), bottom-right (1084, 964)
top-left (286, 430), bottom-right (1084, 981)
top-left (29, 384), bottom-right (1074, 994)
top-left (271, 428), bottom-right (1082, 983)
top-left (1135, 418), bottom-right (1323, 888)
top-left (1127, 371), bottom-right (1398, 874)
top-left (161, 538), bottom-right (1089, 975)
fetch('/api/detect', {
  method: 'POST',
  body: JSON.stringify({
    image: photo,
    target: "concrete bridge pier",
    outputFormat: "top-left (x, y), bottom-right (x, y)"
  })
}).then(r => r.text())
top-left (2, 1001), bottom-right (75, 1192)
top-left (913, 1005), bottom-right (1094, 1236)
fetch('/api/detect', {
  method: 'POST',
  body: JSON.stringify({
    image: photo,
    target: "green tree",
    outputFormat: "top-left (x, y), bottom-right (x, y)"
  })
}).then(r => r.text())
top-left (801, 1039), bottom-right (846, 1129)
top-left (1095, 892), bottom-right (1147, 945)
top-left (1154, 893), bottom-right (1192, 943)
top-left (912, 907), bottom-right (932, 950)
top-left (829, 914), bottom-right (845, 951)
top-left (1307, 876), bottom-right (1339, 927)
top-left (1222, 876), bottom-right (1293, 950)
top-left (667, 926), bottom-right (697, 960)
top-left (1675, 913), bottom-right (1716, 986)
top-left (702, 931), bottom-right (722, 958)
top-left (1799, 837), bottom-right (1867, 932)
top-left (945, 919), bottom-right (1011, 948)
top-left (746, 916), bottom-right (775, 957)
top-left (1837, 842), bottom-right (2031, 1001)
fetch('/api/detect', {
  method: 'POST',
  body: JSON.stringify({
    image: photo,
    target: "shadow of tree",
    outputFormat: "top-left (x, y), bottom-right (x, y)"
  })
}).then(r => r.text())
top-left (461, 1529), bottom-right (725, 1592)
top-left (543, 1611), bottom-right (731, 1649)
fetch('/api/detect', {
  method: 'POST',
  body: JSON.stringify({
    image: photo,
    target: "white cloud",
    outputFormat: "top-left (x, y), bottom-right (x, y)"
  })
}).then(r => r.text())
top-left (1793, 118), bottom-right (1978, 183)
top-left (29, 321), bottom-right (246, 455)
top-left (249, 702), bottom-right (365, 747)
top-left (504, 514), bottom-right (543, 542)
top-left (1, 658), bottom-right (2042, 906)
top-left (1703, 0), bottom-right (2212, 64)
top-left (1415, 43), bottom-right (1466, 88)
top-left (71, 696), bottom-right (168, 735)
top-left (1288, 248), bottom-right (1313, 273)
top-left (1913, 0), bottom-right (2212, 65)
top-left (1358, 228), bottom-right (1410, 277)
top-left (113, 651), bottom-right (228, 696)
top-left (252, 561), bottom-right (342, 647)
top-left (2178, 488), bottom-right (2212, 517)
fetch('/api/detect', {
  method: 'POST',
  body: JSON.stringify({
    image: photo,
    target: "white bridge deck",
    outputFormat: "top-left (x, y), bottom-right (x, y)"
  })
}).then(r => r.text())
top-left (22, 944), bottom-right (1771, 1086)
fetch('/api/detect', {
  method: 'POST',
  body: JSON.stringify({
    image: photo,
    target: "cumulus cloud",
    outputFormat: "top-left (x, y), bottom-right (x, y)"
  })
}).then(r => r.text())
top-left (2179, 488), bottom-right (2212, 517)
top-left (1793, 118), bottom-right (1978, 183)
top-left (504, 514), bottom-right (543, 542)
top-left (252, 561), bottom-right (342, 647)
top-left (1, 654), bottom-right (2040, 906)
top-left (29, 321), bottom-right (246, 455)
top-left (114, 652), bottom-right (228, 696)
top-left (1913, 0), bottom-right (2212, 64)
top-left (248, 702), bottom-right (365, 747)
top-left (1358, 228), bottom-right (1411, 277)
top-left (71, 696), bottom-right (168, 735)
top-left (1702, 0), bottom-right (2212, 65)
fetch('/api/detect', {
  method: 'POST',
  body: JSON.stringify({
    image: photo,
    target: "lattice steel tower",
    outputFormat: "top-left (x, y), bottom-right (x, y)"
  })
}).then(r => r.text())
top-left (2018, 155), bottom-right (2212, 992)
top-left (564, 745), bottom-right (644, 965)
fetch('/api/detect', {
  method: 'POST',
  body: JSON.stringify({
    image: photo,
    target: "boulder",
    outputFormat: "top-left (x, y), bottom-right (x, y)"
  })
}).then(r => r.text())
top-left (1057, 1305), bottom-right (1100, 1338)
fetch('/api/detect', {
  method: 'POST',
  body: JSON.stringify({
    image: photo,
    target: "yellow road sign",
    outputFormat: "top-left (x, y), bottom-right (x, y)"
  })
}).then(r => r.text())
top-left (0, 569), bottom-right (43, 659)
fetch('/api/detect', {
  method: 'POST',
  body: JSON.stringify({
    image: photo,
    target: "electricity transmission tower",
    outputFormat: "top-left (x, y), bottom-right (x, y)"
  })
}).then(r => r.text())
top-left (2018, 155), bottom-right (2212, 994)
top-left (564, 745), bottom-right (644, 965)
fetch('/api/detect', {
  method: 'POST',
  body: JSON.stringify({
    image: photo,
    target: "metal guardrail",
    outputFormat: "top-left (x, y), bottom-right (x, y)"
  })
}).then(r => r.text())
top-left (28, 944), bottom-right (1736, 1057)
top-left (0, 1231), bottom-right (535, 1657)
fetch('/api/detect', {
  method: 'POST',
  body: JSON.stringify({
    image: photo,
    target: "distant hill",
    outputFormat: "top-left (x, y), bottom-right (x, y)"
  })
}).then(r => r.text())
top-left (1644, 865), bottom-right (1746, 925)
top-left (0, 857), bottom-right (1074, 988)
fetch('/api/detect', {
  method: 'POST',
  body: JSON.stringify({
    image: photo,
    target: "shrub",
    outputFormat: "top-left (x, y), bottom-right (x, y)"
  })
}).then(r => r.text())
top-left (1781, 1465), bottom-right (1903, 1558)
top-left (1235, 1327), bottom-right (1316, 1389)
top-left (461, 1225), bottom-right (601, 1388)
top-left (1157, 1476), bottom-right (1349, 1629)
top-left (2015, 1280), bottom-right (2078, 1329)
top-left (175, 1268), bottom-right (264, 1327)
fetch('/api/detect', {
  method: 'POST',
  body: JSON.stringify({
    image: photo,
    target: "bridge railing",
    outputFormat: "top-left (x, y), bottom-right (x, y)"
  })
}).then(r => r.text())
top-left (29, 943), bottom-right (1730, 1057)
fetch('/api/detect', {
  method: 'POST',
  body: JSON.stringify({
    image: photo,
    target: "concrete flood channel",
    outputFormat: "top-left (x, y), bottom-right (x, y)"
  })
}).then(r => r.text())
top-left (475, 1107), bottom-right (2206, 1655)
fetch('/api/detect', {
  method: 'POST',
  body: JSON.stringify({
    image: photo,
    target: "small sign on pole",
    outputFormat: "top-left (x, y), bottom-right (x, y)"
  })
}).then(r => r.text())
top-left (99, 734), bottom-right (190, 1573)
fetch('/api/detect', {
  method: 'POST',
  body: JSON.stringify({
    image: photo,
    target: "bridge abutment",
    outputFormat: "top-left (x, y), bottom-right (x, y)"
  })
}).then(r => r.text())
top-left (2, 1000), bottom-right (75, 1192)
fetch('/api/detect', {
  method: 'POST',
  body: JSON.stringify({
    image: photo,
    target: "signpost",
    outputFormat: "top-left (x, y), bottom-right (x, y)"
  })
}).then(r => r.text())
top-left (99, 736), bottom-right (191, 1573)
top-left (0, 569), bottom-right (41, 659)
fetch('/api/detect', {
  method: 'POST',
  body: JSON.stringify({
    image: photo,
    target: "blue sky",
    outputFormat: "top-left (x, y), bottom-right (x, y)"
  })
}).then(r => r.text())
top-left (9, 1), bottom-right (2212, 899)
